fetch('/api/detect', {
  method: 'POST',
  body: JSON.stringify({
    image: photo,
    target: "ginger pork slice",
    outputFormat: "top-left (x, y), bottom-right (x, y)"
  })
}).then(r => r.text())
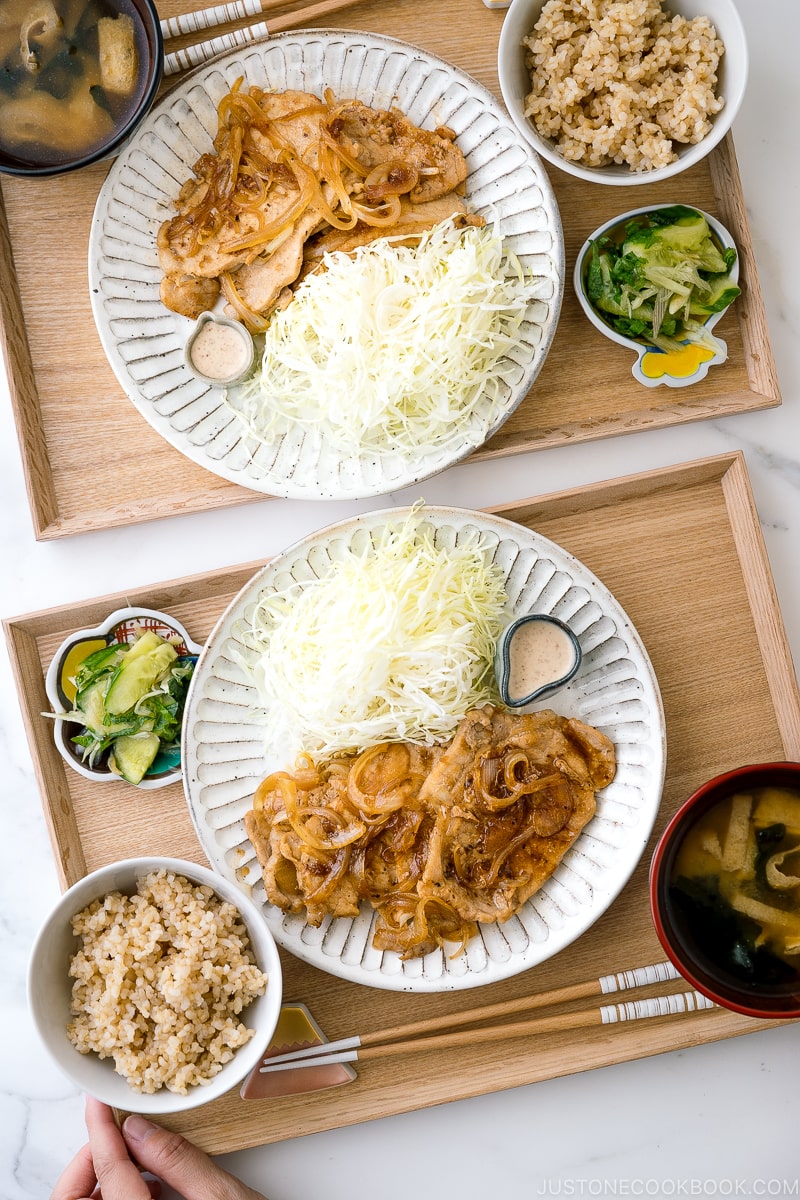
top-left (298, 197), bottom-right (483, 279)
top-left (244, 779), bottom-right (362, 925)
top-left (327, 100), bottom-right (468, 203)
top-left (158, 90), bottom-right (331, 312)
top-left (416, 706), bottom-right (616, 924)
top-left (242, 707), bottom-right (615, 952)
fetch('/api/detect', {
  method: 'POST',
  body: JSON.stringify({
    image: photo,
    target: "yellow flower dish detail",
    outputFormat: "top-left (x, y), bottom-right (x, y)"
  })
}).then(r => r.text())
top-left (640, 344), bottom-right (716, 380)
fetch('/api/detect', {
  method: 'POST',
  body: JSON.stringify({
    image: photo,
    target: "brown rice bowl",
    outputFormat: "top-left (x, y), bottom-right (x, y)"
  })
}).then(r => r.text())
top-left (28, 856), bottom-right (283, 1115)
top-left (498, 0), bottom-right (748, 185)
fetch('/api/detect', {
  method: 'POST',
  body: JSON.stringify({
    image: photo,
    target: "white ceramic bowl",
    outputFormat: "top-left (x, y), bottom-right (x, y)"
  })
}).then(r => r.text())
top-left (498, 0), bottom-right (748, 186)
top-left (28, 857), bottom-right (283, 1114)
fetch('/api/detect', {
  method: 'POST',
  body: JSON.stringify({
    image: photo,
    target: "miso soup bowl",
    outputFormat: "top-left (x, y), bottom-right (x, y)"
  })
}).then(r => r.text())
top-left (649, 762), bottom-right (800, 1019)
top-left (0, 0), bottom-right (163, 179)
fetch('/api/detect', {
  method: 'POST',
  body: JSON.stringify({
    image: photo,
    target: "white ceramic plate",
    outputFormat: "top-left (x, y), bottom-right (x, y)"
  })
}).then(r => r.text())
top-left (88, 30), bottom-right (563, 500)
top-left (182, 507), bottom-right (666, 992)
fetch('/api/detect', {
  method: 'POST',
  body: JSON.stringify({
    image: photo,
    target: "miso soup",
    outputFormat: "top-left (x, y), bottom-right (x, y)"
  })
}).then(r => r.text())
top-left (668, 785), bottom-right (800, 1001)
top-left (0, 0), bottom-right (149, 165)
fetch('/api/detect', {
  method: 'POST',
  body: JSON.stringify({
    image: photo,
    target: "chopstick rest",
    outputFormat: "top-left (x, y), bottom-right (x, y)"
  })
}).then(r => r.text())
top-left (241, 1003), bottom-right (356, 1098)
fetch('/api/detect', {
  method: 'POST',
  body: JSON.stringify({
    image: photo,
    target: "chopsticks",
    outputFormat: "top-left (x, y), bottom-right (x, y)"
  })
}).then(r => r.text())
top-left (259, 959), bottom-right (716, 1074)
top-left (161, 0), bottom-right (283, 39)
top-left (162, 0), bottom-right (369, 75)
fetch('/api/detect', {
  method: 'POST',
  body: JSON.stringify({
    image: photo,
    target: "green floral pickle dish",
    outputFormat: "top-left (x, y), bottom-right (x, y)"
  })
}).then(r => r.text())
top-left (574, 205), bottom-right (740, 389)
top-left (45, 607), bottom-right (202, 789)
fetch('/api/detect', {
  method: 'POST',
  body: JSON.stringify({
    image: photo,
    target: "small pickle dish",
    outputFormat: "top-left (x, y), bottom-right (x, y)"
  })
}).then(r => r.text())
top-left (574, 205), bottom-right (741, 388)
top-left (44, 607), bottom-right (202, 789)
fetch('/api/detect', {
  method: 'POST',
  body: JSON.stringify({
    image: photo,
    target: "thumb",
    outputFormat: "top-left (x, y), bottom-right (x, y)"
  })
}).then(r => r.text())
top-left (122, 1114), bottom-right (267, 1200)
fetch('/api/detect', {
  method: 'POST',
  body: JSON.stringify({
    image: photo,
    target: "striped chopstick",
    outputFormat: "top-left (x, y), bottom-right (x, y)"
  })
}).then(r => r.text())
top-left (163, 0), bottom-right (370, 75)
top-left (164, 20), bottom-right (268, 73)
top-left (161, 0), bottom-right (267, 40)
top-left (259, 960), bottom-right (716, 1073)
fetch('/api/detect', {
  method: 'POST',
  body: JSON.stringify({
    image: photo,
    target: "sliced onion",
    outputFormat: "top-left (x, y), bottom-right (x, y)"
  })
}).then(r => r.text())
top-left (347, 743), bottom-right (412, 816)
top-left (372, 890), bottom-right (471, 957)
top-left (223, 165), bottom-right (314, 252)
top-left (320, 125), bottom-right (367, 177)
top-left (220, 272), bottom-right (273, 332)
top-left (281, 774), bottom-right (367, 851)
top-left (485, 826), bottom-right (537, 884)
top-left (304, 846), bottom-right (352, 903)
top-left (351, 194), bottom-right (403, 228)
top-left (253, 771), bottom-right (293, 817)
top-left (363, 160), bottom-right (419, 202)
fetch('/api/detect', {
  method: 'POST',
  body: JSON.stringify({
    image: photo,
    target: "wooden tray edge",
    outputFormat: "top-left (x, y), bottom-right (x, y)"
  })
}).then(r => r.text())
top-left (8, 450), bottom-right (800, 1154)
top-left (0, 182), bottom-right (57, 540)
top-left (720, 455), bottom-right (800, 754)
top-left (0, 135), bottom-right (782, 541)
top-left (3, 617), bottom-right (84, 885)
top-left (709, 135), bottom-right (782, 405)
top-left (181, 1008), bottom-right (787, 1156)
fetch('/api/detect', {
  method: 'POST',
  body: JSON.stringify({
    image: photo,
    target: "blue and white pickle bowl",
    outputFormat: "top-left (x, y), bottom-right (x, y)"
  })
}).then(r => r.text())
top-left (45, 607), bottom-right (202, 788)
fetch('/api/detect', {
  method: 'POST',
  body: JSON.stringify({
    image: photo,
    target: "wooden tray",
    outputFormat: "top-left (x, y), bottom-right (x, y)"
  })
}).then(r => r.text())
top-left (6, 451), bottom-right (800, 1154)
top-left (0, 0), bottom-right (780, 541)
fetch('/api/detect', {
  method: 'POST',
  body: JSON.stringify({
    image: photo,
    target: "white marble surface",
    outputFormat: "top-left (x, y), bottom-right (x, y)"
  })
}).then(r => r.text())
top-left (2, 3), bottom-right (799, 1195)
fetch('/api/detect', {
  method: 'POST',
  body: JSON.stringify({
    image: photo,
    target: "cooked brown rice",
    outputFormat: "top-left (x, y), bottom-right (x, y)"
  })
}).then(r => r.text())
top-left (522, 0), bottom-right (725, 171)
top-left (67, 869), bottom-right (268, 1094)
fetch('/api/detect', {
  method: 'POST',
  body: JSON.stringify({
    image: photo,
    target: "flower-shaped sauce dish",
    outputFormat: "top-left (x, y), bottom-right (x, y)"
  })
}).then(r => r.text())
top-left (495, 613), bottom-right (582, 709)
top-left (184, 312), bottom-right (255, 388)
top-left (574, 205), bottom-right (740, 389)
top-left (45, 607), bottom-right (202, 789)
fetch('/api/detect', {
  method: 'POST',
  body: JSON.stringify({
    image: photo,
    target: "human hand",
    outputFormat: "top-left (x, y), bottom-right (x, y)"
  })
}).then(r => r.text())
top-left (51, 1096), bottom-right (268, 1200)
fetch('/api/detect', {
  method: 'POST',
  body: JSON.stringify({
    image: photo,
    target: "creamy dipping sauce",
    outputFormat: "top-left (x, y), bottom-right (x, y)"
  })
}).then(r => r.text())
top-left (189, 320), bottom-right (251, 382)
top-left (507, 618), bottom-right (577, 700)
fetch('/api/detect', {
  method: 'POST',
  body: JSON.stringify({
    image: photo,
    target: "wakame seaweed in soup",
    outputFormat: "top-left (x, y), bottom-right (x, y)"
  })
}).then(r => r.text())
top-left (0, 0), bottom-right (148, 165)
top-left (667, 786), bottom-right (800, 1000)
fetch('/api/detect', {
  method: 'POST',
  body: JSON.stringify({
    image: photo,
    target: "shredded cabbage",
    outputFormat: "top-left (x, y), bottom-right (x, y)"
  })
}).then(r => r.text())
top-left (246, 513), bottom-right (508, 760)
top-left (228, 221), bottom-right (538, 456)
